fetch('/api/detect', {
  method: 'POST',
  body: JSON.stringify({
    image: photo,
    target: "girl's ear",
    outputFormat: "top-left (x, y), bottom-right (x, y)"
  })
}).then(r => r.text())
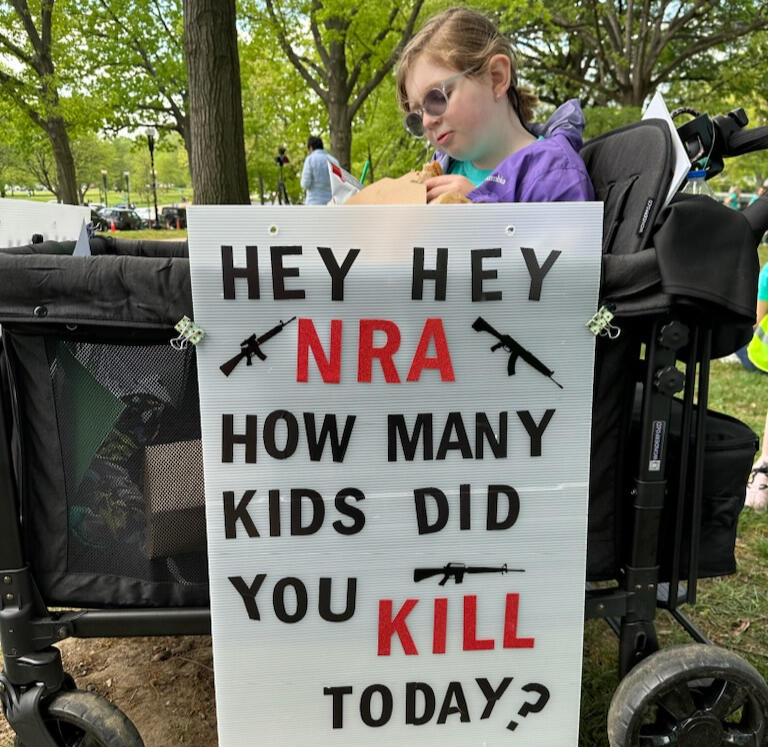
top-left (487, 54), bottom-right (512, 100)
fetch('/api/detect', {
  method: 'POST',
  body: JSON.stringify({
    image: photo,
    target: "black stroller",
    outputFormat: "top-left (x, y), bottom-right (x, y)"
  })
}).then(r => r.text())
top-left (1, 109), bottom-right (768, 746)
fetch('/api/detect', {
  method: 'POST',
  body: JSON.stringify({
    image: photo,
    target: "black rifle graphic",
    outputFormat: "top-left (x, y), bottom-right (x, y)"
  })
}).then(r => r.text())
top-left (471, 316), bottom-right (563, 389)
top-left (413, 562), bottom-right (524, 586)
top-left (220, 316), bottom-right (296, 376)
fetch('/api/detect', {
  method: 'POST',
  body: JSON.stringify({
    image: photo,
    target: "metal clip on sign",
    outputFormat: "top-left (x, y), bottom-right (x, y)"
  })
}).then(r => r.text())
top-left (586, 306), bottom-right (621, 339)
top-left (171, 315), bottom-right (205, 350)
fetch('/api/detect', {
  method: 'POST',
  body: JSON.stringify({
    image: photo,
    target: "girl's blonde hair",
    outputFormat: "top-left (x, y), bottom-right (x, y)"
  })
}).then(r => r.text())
top-left (396, 7), bottom-right (538, 124)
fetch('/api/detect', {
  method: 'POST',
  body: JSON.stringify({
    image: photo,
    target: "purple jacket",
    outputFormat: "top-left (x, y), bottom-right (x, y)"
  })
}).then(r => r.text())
top-left (433, 99), bottom-right (595, 203)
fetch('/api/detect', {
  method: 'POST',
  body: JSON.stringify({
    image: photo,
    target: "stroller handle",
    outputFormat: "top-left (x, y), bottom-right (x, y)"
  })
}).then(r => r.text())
top-left (719, 122), bottom-right (768, 160)
top-left (710, 118), bottom-right (768, 241)
top-left (731, 120), bottom-right (768, 240)
top-left (674, 107), bottom-right (768, 242)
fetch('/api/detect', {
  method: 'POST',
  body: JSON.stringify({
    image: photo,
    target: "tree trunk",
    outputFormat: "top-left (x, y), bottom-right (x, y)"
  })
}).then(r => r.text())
top-left (183, 0), bottom-right (250, 204)
top-left (620, 88), bottom-right (647, 107)
top-left (177, 109), bottom-right (194, 177)
top-left (45, 116), bottom-right (79, 204)
top-left (328, 102), bottom-right (352, 172)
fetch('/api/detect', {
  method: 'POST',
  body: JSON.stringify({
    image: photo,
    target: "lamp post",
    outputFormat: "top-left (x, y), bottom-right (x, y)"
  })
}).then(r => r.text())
top-left (123, 171), bottom-right (131, 207)
top-left (146, 128), bottom-right (159, 228)
top-left (101, 169), bottom-right (108, 207)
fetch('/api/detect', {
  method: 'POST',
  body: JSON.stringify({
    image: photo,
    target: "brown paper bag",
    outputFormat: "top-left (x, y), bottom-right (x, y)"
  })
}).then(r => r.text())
top-left (344, 172), bottom-right (426, 205)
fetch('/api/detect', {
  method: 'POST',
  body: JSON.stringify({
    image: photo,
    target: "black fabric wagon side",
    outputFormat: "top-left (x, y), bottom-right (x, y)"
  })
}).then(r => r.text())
top-left (2, 111), bottom-right (768, 744)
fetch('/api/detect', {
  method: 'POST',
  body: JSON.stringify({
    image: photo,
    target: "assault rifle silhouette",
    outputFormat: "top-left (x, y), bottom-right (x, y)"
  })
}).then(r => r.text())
top-left (413, 562), bottom-right (524, 586)
top-left (220, 316), bottom-right (296, 376)
top-left (471, 316), bottom-right (563, 389)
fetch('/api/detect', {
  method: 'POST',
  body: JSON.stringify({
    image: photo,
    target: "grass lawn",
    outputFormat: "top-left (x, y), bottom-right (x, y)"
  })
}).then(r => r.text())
top-left (95, 228), bottom-right (188, 241)
top-left (579, 243), bottom-right (768, 743)
top-left (2, 188), bottom-right (188, 210)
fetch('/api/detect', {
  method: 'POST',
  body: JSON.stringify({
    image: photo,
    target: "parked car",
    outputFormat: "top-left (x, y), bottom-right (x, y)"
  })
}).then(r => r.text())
top-left (97, 207), bottom-right (144, 231)
top-left (131, 207), bottom-right (156, 228)
top-left (90, 209), bottom-right (109, 231)
top-left (161, 206), bottom-right (187, 229)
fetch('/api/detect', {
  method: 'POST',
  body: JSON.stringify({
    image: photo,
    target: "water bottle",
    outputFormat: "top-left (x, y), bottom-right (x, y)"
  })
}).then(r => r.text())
top-left (682, 169), bottom-right (716, 199)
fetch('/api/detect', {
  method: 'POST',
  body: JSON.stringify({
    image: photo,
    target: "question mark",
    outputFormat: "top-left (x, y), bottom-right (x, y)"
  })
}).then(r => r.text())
top-left (506, 682), bottom-right (551, 731)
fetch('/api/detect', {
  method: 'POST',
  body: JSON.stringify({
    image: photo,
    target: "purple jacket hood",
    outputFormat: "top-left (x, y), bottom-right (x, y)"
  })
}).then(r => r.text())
top-left (432, 99), bottom-right (594, 203)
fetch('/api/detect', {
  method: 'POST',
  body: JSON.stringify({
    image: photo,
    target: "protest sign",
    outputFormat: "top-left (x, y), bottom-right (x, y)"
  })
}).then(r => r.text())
top-left (0, 198), bottom-right (89, 246)
top-left (187, 202), bottom-right (603, 746)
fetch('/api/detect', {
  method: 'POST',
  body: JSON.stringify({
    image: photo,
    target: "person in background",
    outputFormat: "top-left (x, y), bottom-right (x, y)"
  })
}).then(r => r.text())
top-left (300, 136), bottom-right (338, 205)
top-left (748, 184), bottom-right (766, 207)
top-left (395, 7), bottom-right (594, 204)
top-left (751, 185), bottom-right (768, 244)
top-left (747, 412), bottom-right (768, 510)
top-left (724, 184), bottom-right (742, 210)
top-left (728, 261), bottom-right (768, 373)
top-left (740, 261), bottom-right (768, 509)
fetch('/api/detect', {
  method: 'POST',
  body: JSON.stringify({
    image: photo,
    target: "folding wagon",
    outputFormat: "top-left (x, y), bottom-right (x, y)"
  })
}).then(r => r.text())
top-left (1, 109), bottom-right (768, 745)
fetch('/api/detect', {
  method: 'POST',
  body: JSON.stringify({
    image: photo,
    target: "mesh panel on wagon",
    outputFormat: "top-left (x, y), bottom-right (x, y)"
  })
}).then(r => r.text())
top-left (16, 333), bottom-right (209, 607)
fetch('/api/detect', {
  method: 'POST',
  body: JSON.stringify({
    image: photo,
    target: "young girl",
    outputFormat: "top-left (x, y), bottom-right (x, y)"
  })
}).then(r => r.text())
top-left (396, 7), bottom-right (594, 204)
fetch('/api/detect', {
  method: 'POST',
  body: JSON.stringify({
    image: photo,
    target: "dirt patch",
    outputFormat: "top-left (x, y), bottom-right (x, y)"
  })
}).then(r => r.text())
top-left (0, 636), bottom-right (217, 746)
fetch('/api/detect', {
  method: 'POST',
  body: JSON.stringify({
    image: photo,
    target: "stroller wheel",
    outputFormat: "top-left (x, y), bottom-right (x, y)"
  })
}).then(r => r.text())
top-left (13, 689), bottom-right (143, 746)
top-left (607, 643), bottom-right (768, 746)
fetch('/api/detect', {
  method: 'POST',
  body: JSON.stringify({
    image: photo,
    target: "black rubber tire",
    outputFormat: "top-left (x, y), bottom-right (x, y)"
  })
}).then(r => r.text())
top-left (13, 689), bottom-right (144, 747)
top-left (607, 643), bottom-right (768, 746)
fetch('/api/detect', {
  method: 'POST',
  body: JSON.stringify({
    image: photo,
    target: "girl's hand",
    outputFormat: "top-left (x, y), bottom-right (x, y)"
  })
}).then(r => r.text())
top-left (424, 174), bottom-right (474, 203)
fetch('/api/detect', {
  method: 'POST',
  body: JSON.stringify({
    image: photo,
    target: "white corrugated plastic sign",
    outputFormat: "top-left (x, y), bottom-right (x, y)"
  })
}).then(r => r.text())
top-left (187, 202), bottom-right (603, 747)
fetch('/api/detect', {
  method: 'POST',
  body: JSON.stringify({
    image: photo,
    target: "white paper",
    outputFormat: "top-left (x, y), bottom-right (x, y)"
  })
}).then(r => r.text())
top-left (72, 220), bottom-right (91, 256)
top-left (187, 203), bottom-right (603, 747)
top-left (643, 92), bottom-right (692, 207)
top-left (328, 161), bottom-right (363, 204)
top-left (0, 198), bottom-right (90, 247)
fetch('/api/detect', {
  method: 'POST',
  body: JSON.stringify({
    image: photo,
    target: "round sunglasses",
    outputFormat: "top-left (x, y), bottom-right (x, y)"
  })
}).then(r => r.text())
top-left (403, 67), bottom-right (476, 137)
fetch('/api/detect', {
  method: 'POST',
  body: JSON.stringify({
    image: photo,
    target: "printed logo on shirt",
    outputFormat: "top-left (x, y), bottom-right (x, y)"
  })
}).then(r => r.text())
top-left (484, 174), bottom-right (507, 185)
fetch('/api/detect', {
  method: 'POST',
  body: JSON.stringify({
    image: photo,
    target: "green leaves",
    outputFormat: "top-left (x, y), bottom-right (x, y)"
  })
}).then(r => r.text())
top-left (245, 0), bottom-right (427, 169)
top-left (77, 0), bottom-right (188, 137)
top-left (509, 0), bottom-right (768, 108)
top-left (1, 0), bottom-right (766, 201)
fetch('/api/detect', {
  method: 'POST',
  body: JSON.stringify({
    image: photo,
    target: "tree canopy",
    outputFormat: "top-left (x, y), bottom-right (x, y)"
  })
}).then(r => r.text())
top-left (80, 0), bottom-right (190, 155)
top-left (1, 0), bottom-right (767, 203)
top-left (0, 0), bottom-right (89, 203)
top-left (510, 0), bottom-right (768, 107)
top-left (251, 0), bottom-right (426, 170)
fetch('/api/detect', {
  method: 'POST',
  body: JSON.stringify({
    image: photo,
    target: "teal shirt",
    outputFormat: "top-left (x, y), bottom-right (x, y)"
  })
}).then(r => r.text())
top-left (448, 160), bottom-right (495, 187)
top-left (759, 262), bottom-right (768, 302)
top-left (447, 138), bottom-right (546, 187)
